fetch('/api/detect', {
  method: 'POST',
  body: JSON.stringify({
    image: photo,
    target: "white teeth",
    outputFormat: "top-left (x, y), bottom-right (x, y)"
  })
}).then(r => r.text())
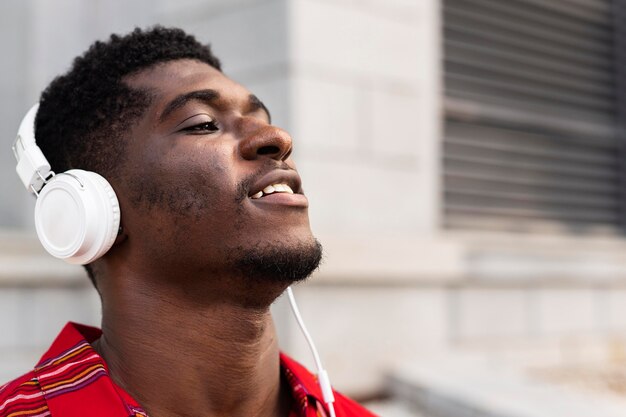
top-left (252, 183), bottom-right (295, 199)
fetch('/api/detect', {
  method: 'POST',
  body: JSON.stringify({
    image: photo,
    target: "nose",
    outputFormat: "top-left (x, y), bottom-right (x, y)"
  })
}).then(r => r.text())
top-left (238, 120), bottom-right (293, 161)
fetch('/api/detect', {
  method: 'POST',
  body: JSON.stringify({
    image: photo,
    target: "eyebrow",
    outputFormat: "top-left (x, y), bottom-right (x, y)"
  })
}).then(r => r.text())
top-left (159, 89), bottom-right (272, 123)
top-left (159, 89), bottom-right (220, 122)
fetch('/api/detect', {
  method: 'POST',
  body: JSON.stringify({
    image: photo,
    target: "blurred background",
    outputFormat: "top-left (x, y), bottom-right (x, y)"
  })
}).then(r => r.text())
top-left (1, 0), bottom-right (625, 416)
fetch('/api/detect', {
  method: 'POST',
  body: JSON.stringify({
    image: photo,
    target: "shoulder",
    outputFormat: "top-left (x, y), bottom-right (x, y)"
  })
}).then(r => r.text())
top-left (0, 370), bottom-right (48, 416)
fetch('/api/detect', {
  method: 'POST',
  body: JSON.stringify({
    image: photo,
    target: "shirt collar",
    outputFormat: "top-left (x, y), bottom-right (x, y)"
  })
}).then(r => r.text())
top-left (280, 353), bottom-right (329, 417)
top-left (33, 322), bottom-right (142, 417)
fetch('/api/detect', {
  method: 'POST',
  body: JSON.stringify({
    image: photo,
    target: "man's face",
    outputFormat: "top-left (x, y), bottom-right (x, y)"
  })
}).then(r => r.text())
top-left (113, 59), bottom-right (320, 288)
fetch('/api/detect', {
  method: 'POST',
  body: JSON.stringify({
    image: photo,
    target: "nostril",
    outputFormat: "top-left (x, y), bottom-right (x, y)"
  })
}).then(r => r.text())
top-left (257, 145), bottom-right (280, 155)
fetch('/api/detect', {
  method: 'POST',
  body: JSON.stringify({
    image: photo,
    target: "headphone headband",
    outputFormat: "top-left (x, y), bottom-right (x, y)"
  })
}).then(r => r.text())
top-left (13, 104), bottom-right (53, 194)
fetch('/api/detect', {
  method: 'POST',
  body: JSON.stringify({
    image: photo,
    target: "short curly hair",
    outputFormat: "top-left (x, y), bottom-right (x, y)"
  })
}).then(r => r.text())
top-left (33, 26), bottom-right (222, 286)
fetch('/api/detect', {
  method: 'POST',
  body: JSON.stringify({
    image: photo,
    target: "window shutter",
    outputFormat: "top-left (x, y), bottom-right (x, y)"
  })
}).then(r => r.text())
top-left (442, 0), bottom-right (624, 234)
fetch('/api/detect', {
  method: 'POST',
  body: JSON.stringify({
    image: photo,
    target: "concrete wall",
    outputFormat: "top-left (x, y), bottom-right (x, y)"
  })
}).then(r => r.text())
top-left (288, 0), bottom-right (442, 237)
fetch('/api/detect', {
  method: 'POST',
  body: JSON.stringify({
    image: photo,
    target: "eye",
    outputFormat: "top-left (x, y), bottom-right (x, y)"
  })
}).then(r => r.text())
top-left (182, 120), bottom-right (219, 134)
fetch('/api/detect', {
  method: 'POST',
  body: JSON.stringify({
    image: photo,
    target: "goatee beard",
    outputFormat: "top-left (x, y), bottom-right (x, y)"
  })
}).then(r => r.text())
top-left (230, 238), bottom-right (323, 284)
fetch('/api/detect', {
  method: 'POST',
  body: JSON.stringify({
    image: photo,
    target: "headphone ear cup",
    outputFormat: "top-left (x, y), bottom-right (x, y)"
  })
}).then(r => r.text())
top-left (34, 169), bottom-right (121, 265)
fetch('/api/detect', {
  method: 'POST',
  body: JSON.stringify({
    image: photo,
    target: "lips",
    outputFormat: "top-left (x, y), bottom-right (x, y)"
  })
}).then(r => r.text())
top-left (248, 170), bottom-right (308, 207)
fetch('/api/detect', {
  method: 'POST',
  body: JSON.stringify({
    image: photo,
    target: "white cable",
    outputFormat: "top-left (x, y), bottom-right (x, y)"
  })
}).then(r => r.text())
top-left (286, 286), bottom-right (337, 417)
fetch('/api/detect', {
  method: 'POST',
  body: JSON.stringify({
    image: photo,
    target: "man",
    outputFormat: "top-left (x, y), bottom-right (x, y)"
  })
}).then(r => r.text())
top-left (0, 27), bottom-right (375, 417)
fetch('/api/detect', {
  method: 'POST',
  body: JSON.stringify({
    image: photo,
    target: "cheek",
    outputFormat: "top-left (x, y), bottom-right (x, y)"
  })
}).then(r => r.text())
top-left (127, 142), bottom-right (235, 219)
top-left (120, 139), bottom-right (251, 262)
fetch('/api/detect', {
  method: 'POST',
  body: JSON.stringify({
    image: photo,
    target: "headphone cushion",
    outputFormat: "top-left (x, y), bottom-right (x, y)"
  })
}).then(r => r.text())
top-left (34, 169), bottom-right (121, 265)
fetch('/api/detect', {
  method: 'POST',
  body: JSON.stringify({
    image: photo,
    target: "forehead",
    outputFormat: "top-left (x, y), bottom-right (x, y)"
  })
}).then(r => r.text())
top-left (125, 59), bottom-right (250, 107)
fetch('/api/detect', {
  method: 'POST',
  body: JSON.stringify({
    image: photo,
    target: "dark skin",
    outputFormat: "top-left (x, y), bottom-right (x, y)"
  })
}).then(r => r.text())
top-left (90, 59), bottom-right (318, 417)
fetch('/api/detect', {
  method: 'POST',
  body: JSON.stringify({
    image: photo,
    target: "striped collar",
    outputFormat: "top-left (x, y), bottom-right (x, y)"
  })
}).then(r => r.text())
top-left (34, 323), bottom-right (147, 417)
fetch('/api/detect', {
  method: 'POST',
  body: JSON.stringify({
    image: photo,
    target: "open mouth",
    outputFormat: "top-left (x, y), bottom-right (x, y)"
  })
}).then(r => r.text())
top-left (248, 172), bottom-right (308, 207)
top-left (250, 183), bottom-right (294, 199)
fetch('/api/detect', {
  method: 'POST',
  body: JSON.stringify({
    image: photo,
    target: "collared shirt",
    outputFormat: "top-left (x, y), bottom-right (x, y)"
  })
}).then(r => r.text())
top-left (0, 323), bottom-right (376, 417)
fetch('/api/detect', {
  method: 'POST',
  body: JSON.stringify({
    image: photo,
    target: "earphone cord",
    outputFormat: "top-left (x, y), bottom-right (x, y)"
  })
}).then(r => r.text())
top-left (286, 286), bottom-right (337, 417)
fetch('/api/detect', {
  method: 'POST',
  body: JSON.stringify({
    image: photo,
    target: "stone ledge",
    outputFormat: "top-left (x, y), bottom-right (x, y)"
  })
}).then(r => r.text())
top-left (311, 232), bottom-right (626, 286)
top-left (388, 352), bottom-right (626, 417)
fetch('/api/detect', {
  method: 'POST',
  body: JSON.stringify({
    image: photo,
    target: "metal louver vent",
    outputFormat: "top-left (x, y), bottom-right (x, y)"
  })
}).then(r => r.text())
top-left (442, 0), bottom-right (624, 234)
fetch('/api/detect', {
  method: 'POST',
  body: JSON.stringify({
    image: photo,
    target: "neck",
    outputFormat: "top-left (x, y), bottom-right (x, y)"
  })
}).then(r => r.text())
top-left (94, 270), bottom-right (291, 417)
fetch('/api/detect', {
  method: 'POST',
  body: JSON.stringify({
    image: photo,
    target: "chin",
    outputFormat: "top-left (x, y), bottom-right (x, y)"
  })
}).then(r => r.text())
top-left (228, 235), bottom-right (323, 285)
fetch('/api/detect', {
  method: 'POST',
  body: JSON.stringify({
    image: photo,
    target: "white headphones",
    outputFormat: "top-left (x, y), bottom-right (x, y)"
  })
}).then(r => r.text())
top-left (13, 104), bottom-right (121, 265)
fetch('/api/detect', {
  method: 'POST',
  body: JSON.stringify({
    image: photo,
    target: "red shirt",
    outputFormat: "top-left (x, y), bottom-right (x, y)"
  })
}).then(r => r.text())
top-left (0, 323), bottom-right (376, 417)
